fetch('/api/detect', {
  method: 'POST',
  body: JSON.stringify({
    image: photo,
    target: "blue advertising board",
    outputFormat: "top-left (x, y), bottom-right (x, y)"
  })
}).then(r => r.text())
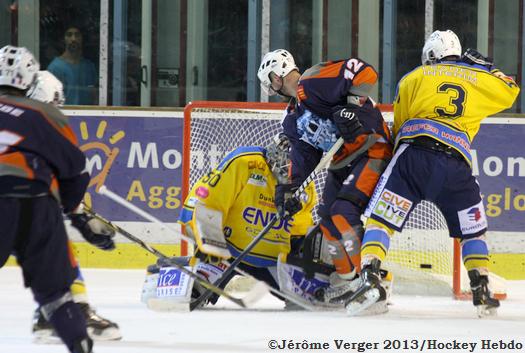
top-left (472, 119), bottom-right (525, 232)
top-left (67, 111), bottom-right (184, 222)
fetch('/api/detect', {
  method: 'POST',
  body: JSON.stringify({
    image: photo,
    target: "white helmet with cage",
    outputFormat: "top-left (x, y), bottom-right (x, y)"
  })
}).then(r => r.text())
top-left (257, 49), bottom-right (298, 95)
top-left (27, 70), bottom-right (65, 106)
top-left (265, 133), bottom-right (291, 184)
top-left (421, 30), bottom-right (462, 65)
top-left (0, 45), bottom-right (40, 90)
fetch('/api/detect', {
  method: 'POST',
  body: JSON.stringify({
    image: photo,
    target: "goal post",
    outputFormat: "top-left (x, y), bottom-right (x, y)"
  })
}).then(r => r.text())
top-left (181, 100), bottom-right (506, 300)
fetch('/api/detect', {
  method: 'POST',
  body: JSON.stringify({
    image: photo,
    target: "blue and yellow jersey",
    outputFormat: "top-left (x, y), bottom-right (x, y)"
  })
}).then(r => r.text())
top-left (179, 146), bottom-right (316, 267)
top-left (394, 62), bottom-right (520, 165)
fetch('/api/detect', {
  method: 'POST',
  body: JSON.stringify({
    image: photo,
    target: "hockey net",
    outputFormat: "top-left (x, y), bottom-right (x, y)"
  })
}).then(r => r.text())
top-left (182, 101), bottom-right (506, 299)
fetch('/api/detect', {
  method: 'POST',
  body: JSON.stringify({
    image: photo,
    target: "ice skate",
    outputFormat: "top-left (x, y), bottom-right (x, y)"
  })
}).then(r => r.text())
top-left (344, 259), bottom-right (387, 316)
top-left (469, 269), bottom-right (500, 318)
top-left (78, 303), bottom-right (122, 341)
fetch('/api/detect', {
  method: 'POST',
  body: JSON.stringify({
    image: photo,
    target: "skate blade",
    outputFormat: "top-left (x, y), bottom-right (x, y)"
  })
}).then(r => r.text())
top-left (345, 288), bottom-right (380, 316)
top-left (477, 305), bottom-right (498, 318)
top-left (355, 300), bottom-right (388, 316)
top-left (33, 330), bottom-right (60, 344)
top-left (88, 326), bottom-right (122, 341)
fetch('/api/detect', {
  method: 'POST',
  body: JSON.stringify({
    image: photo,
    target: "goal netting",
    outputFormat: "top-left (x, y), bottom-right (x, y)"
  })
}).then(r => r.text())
top-left (182, 101), bottom-right (506, 299)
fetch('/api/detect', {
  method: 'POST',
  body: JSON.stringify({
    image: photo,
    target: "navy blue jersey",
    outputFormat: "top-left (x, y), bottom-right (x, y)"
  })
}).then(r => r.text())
top-left (283, 99), bottom-right (392, 186)
top-left (297, 58), bottom-right (378, 117)
top-left (0, 94), bottom-right (89, 212)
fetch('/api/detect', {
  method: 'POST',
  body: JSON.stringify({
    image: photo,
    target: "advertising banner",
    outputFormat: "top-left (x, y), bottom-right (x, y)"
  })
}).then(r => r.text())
top-left (472, 119), bottom-right (525, 232)
top-left (67, 110), bottom-right (184, 223)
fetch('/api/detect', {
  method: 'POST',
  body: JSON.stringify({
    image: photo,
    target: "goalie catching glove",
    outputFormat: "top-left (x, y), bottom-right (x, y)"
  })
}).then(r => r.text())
top-left (68, 206), bottom-right (116, 250)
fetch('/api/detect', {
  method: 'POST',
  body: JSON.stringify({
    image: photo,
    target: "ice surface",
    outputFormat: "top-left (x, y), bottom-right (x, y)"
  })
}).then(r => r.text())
top-left (1, 267), bottom-right (524, 353)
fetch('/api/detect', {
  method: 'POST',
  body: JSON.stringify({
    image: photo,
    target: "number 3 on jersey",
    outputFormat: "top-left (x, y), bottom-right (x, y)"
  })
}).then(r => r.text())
top-left (435, 83), bottom-right (467, 118)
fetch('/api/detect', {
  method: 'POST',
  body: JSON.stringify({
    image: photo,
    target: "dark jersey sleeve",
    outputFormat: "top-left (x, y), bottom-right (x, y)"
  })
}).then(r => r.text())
top-left (281, 110), bottom-right (323, 186)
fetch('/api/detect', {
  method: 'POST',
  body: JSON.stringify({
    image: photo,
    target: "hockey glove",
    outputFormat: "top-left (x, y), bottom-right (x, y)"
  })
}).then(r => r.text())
top-left (332, 107), bottom-right (364, 143)
top-left (461, 48), bottom-right (494, 70)
top-left (275, 184), bottom-right (302, 218)
top-left (69, 210), bottom-right (116, 251)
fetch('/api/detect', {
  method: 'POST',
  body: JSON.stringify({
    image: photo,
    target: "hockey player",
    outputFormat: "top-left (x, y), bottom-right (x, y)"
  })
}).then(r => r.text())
top-left (257, 50), bottom-right (393, 304)
top-left (27, 70), bottom-right (121, 341)
top-left (174, 133), bottom-right (320, 307)
top-left (0, 45), bottom-right (115, 353)
top-left (346, 30), bottom-right (520, 317)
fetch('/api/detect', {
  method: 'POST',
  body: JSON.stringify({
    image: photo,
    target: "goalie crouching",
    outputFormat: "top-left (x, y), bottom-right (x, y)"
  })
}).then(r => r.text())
top-left (142, 134), bottom-right (354, 310)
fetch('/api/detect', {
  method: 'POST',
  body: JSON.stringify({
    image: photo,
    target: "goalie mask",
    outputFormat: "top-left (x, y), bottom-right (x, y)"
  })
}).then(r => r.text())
top-left (265, 133), bottom-right (292, 184)
top-left (257, 49), bottom-right (298, 96)
top-left (421, 30), bottom-right (461, 65)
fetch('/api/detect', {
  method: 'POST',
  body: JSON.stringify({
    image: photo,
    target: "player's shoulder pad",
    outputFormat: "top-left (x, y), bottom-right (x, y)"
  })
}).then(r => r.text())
top-left (216, 146), bottom-right (265, 172)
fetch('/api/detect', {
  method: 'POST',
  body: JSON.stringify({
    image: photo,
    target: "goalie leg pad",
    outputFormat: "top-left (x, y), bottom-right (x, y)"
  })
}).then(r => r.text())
top-left (141, 257), bottom-right (224, 312)
top-left (277, 257), bottom-right (334, 308)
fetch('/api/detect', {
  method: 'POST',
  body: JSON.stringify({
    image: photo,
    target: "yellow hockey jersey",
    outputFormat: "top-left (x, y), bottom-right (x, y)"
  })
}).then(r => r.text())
top-left (179, 146), bottom-right (316, 267)
top-left (393, 63), bottom-right (519, 165)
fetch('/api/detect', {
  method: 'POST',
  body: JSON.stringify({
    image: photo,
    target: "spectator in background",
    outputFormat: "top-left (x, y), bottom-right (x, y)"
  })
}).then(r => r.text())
top-left (48, 25), bottom-right (98, 105)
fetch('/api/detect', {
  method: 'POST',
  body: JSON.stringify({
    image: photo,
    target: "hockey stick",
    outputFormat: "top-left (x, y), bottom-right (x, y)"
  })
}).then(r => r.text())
top-left (81, 205), bottom-right (260, 309)
top-left (93, 186), bottom-right (312, 310)
top-left (230, 266), bottom-right (318, 311)
top-left (190, 137), bottom-right (345, 311)
top-left (97, 185), bottom-right (195, 245)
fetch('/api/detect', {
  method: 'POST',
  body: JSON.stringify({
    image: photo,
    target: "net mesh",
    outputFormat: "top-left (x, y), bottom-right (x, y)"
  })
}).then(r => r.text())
top-left (185, 105), bottom-right (456, 295)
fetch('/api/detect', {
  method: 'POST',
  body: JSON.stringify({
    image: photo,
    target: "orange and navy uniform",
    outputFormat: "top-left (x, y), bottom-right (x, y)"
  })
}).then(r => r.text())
top-left (281, 58), bottom-right (393, 277)
top-left (0, 94), bottom-right (89, 213)
top-left (282, 58), bottom-right (392, 194)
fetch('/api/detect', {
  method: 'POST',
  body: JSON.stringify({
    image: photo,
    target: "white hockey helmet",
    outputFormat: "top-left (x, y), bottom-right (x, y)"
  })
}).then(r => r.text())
top-left (0, 45), bottom-right (40, 90)
top-left (257, 49), bottom-right (298, 95)
top-left (421, 30), bottom-right (462, 65)
top-left (27, 70), bottom-right (65, 106)
top-left (266, 133), bottom-right (291, 184)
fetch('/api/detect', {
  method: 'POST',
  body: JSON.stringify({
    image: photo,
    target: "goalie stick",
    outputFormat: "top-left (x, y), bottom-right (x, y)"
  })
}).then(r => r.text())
top-left (82, 205), bottom-right (265, 309)
top-left (190, 137), bottom-right (345, 311)
top-left (95, 187), bottom-right (317, 311)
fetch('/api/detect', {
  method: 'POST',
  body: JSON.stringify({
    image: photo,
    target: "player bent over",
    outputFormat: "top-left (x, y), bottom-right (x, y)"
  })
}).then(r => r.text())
top-left (347, 30), bottom-right (520, 317)
top-left (0, 46), bottom-right (115, 353)
top-left (26, 71), bottom-right (121, 341)
top-left (143, 134), bottom-right (340, 310)
top-left (257, 50), bottom-right (393, 307)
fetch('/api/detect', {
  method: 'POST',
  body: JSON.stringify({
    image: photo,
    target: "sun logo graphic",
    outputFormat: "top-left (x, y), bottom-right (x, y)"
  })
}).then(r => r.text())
top-left (78, 120), bottom-right (125, 206)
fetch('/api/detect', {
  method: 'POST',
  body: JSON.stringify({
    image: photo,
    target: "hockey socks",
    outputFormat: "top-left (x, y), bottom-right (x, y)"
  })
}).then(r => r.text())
top-left (47, 300), bottom-right (92, 352)
top-left (360, 228), bottom-right (391, 263)
top-left (461, 237), bottom-right (490, 272)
